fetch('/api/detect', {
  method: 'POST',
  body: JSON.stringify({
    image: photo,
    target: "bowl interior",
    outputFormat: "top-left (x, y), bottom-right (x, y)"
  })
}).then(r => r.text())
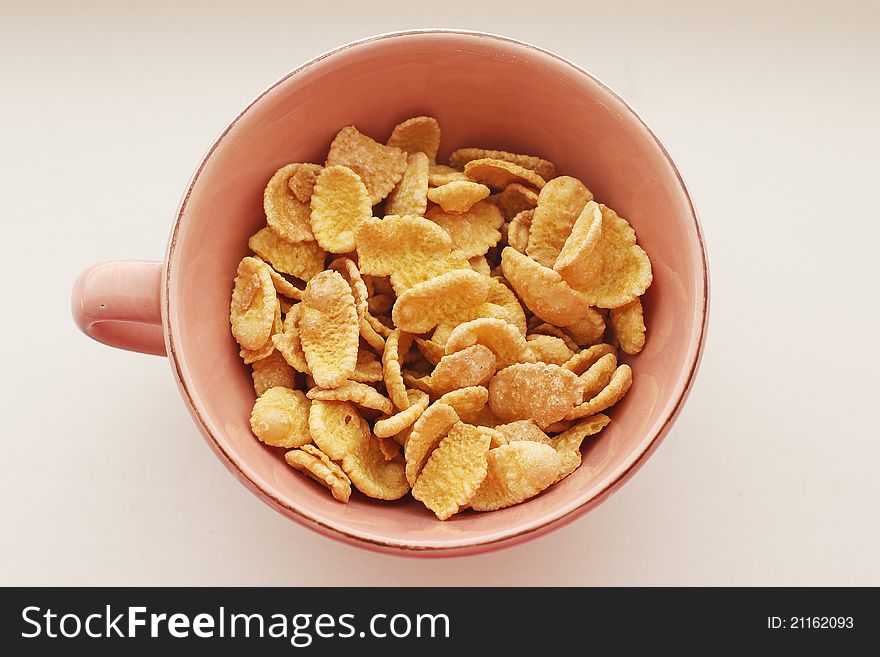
top-left (167, 31), bottom-right (705, 552)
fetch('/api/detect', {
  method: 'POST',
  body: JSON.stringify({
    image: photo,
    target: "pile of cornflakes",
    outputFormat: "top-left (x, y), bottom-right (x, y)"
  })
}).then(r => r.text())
top-left (230, 117), bottom-right (652, 520)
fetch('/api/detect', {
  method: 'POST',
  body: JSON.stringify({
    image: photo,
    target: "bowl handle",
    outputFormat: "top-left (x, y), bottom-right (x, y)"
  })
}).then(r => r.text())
top-left (71, 260), bottom-right (166, 356)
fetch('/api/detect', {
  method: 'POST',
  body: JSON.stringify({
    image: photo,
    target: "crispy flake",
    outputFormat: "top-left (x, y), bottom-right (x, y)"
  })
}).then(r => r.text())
top-left (230, 256), bottom-right (279, 351)
top-left (308, 399), bottom-right (369, 460)
top-left (272, 303), bottom-right (310, 373)
top-left (307, 380), bottom-right (394, 415)
top-left (426, 201), bottom-right (504, 259)
top-left (444, 317), bottom-right (535, 368)
top-left (385, 152), bottom-right (430, 217)
top-left (551, 414), bottom-right (611, 482)
top-left (488, 362), bottom-right (584, 429)
top-left (428, 164), bottom-right (469, 186)
top-left (526, 334), bottom-right (575, 365)
top-left (285, 444), bottom-right (351, 503)
top-left (449, 148), bottom-right (556, 181)
top-left (286, 163), bottom-right (323, 203)
top-left (248, 227), bottom-right (327, 281)
top-left (556, 204), bottom-right (652, 308)
top-left (526, 176), bottom-right (594, 267)
top-left (251, 349), bottom-right (297, 396)
top-left (391, 269), bottom-right (491, 334)
top-left (249, 387), bottom-right (311, 448)
top-left (374, 389), bottom-right (431, 438)
top-left (493, 419), bottom-right (552, 445)
top-left (469, 442), bottom-right (561, 511)
top-left (500, 247), bottom-right (593, 326)
top-left (404, 402), bottom-right (459, 486)
top-left (325, 125), bottom-right (407, 204)
top-left (412, 422), bottom-right (491, 520)
top-left (299, 271), bottom-right (359, 387)
top-left (427, 181), bottom-right (491, 213)
top-left (264, 163), bottom-right (316, 243)
top-left (610, 298), bottom-right (646, 355)
top-left (561, 343), bottom-right (617, 375)
top-left (566, 364), bottom-right (633, 420)
top-left (387, 116), bottom-right (441, 163)
top-left (435, 386), bottom-right (489, 423)
top-left (464, 158), bottom-right (546, 191)
top-left (309, 165), bottom-right (372, 253)
top-left (382, 329), bottom-right (414, 410)
top-left (431, 345), bottom-right (497, 395)
top-left (493, 183), bottom-right (540, 221)
top-left (579, 352), bottom-right (618, 401)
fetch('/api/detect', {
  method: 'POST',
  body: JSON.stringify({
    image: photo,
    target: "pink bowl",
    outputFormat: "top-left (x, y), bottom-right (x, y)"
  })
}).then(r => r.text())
top-left (72, 30), bottom-right (708, 556)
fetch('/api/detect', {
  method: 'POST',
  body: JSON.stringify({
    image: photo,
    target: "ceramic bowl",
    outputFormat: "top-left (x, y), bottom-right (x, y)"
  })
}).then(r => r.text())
top-left (72, 30), bottom-right (709, 556)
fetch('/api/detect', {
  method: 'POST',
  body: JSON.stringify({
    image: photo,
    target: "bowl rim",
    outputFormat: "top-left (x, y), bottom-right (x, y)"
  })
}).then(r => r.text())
top-left (162, 28), bottom-right (710, 556)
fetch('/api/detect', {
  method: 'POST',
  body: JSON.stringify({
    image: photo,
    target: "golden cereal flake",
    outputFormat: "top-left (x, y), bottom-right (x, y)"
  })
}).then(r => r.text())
top-left (298, 270), bottom-right (359, 388)
top-left (272, 303), bottom-right (310, 373)
top-left (493, 419), bottom-right (552, 445)
top-left (526, 176), bottom-right (594, 267)
top-left (450, 148), bottom-right (556, 181)
top-left (309, 165), bottom-right (372, 254)
top-left (578, 352), bottom-right (618, 401)
top-left (427, 181), bottom-right (491, 213)
top-left (412, 422), bottom-right (491, 520)
top-left (307, 380), bottom-right (394, 415)
top-left (239, 300), bottom-right (282, 364)
top-left (435, 386), bottom-right (489, 424)
top-left (528, 323), bottom-right (579, 353)
top-left (563, 308), bottom-right (607, 346)
top-left (430, 345), bottom-right (497, 395)
top-left (264, 163), bottom-right (316, 243)
top-left (551, 414), bottom-right (611, 482)
top-left (374, 389), bottom-right (431, 438)
top-left (500, 247), bottom-right (593, 327)
top-left (428, 164), bottom-right (469, 186)
top-left (425, 201), bottom-right (504, 259)
top-left (382, 329), bottom-right (414, 410)
top-left (469, 441), bottom-right (562, 511)
top-left (553, 200), bottom-right (603, 273)
top-left (385, 152), bottom-right (430, 218)
top-left (566, 364), bottom-right (633, 420)
top-left (468, 255), bottom-right (491, 276)
top-left (391, 269), bottom-right (491, 334)
top-left (526, 334), bottom-right (575, 365)
top-left (561, 343), bottom-right (617, 375)
top-left (248, 227), bottom-right (327, 282)
top-left (404, 402), bottom-right (460, 486)
top-left (325, 125), bottom-right (407, 204)
top-left (493, 183), bottom-right (540, 221)
top-left (251, 348), bottom-right (297, 396)
top-left (286, 163), bottom-right (323, 203)
top-left (488, 362), bottom-right (584, 429)
top-left (308, 399), bottom-right (369, 460)
top-left (249, 387), bottom-right (311, 448)
top-left (341, 431), bottom-right (410, 501)
top-left (463, 158), bottom-right (546, 191)
top-left (340, 352), bottom-right (377, 385)
top-left (230, 256), bottom-right (279, 351)
top-left (444, 317), bottom-right (535, 368)
top-left (556, 204), bottom-right (652, 308)
top-left (506, 209), bottom-right (533, 253)
top-left (354, 215), bottom-right (470, 294)
top-left (610, 298), bottom-right (646, 355)
top-left (387, 116), bottom-right (441, 163)
top-left (486, 277), bottom-right (527, 335)
top-left (285, 444), bottom-right (351, 503)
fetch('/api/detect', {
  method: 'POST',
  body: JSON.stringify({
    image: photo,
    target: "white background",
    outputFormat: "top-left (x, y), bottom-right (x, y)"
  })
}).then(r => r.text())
top-left (1, 0), bottom-right (878, 585)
